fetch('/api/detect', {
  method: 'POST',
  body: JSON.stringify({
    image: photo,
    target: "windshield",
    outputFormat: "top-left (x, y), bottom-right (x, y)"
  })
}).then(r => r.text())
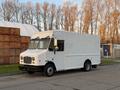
top-left (29, 38), bottom-right (50, 49)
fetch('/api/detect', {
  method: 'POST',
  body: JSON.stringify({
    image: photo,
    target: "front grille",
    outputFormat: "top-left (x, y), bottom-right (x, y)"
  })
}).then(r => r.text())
top-left (24, 57), bottom-right (32, 64)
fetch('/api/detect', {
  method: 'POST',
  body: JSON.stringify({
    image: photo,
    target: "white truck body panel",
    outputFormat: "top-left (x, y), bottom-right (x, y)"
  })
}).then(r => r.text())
top-left (20, 30), bottom-right (100, 71)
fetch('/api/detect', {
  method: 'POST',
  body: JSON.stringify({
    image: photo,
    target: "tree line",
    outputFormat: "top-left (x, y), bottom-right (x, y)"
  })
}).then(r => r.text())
top-left (0, 0), bottom-right (120, 43)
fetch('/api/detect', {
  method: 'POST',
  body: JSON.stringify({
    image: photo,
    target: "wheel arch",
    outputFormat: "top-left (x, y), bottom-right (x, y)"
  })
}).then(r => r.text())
top-left (45, 61), bottom-right (56, 71)
top-left (84, 59), bottom-right (92, 65)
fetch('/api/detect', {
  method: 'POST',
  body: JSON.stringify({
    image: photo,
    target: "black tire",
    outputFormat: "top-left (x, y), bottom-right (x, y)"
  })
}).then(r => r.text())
top-left (27, 71), bottom-right (35, 74)
top-left (44, 64), bottom-right (55, 77)
top-left (84, 61), bottom-right (92, 71)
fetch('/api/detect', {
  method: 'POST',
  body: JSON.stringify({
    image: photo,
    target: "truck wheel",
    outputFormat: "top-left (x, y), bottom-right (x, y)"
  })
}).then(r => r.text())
top-left (84, 61), bottom-right (91, 71)
top-left (44, 64), bottom-right (55, 77)
top-left (27, 71), bottom-right (35, 74)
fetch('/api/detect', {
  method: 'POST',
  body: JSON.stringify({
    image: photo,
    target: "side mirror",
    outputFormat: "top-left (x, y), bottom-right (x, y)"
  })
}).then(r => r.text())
top-left (54, 39), bottom-right (57, 46)
top-left (54, 39), bottom-right (58, 54)
top-left (55, 46), bottom-right (59, 50)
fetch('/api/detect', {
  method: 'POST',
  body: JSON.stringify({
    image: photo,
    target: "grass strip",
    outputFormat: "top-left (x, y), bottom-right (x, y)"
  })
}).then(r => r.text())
top-left (101, 58), bottom-right (120, 65)
top-left (0, 64), bottom-right (21, 74)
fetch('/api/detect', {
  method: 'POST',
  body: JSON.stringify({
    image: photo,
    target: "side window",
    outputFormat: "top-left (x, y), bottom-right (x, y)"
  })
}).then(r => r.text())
top-left (49, 39), bottom-right (64, 51)
top-left (57, 40), bottom-right (64, 51)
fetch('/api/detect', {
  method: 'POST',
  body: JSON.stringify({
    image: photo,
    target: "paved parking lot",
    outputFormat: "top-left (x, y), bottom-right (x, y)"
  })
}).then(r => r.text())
top-left (0, 64), bottom-right (120, 90)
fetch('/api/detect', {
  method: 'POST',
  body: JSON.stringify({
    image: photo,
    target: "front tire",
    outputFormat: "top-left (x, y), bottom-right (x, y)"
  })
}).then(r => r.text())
top-left (44, 64), bottom-right (55, 77)
top-left (84, 61), bottom-right (92, 71)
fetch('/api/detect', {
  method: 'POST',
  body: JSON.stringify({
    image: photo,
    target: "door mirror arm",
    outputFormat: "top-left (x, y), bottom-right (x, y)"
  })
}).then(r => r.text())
top-left (54, 46), bottom-right (58, 54)
top-left (54, 49), bottom-right (56, 54)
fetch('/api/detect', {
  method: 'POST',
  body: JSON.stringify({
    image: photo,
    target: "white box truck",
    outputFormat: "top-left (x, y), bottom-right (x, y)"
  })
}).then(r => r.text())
top-left (19, 30), bottom-right (101, 76)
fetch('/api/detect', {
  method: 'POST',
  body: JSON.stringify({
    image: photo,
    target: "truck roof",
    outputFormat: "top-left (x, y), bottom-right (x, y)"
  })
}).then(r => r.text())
top-left (31, 30), bottom-right (98, 39)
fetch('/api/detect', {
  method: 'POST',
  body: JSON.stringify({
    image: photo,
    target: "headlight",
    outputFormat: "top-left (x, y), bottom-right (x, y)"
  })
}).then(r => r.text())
top-left (32, 57), bottom-right (35, 61)
top-left (32, 57), bottom-right (35, 64)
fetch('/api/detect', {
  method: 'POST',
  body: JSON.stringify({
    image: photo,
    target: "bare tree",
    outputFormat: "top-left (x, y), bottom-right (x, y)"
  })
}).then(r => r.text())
top-left (26, 1), bottom-right (34, 24)
top-left (14, 0), bottom-right (21, 22)
top-left (110, 10), bottom-right (120, 43)
top-left (0, 0), bottom-right (119, 42)
top-left (55, 6), bottom-right (61, 29)
top-left (49, 4), bottom-right (56, 30)
top-left (35, 2), bottom-right (41, 31)
top-left (1, 0), bottom-right (16, 21)
top-left (42, 2), bottom-right (49, 31)
top-left (82, 0), bottom-right (102, 35)
top-left (20, 3), bottom-right (26, 24)
top-left (69, 5), bottom-right (78, 31)
top-left (82, 0), bottom-right (94, 34)
top-left (78, 3), bottom-right (84, 34)
top-left (98, 24), bottom-right (106, 43)
top-left (97, 0), bottom-right (108, 42)
top-left (20, 2), bottom-right (34, 24)
top-left (62, 4), bottom-right (69, 31)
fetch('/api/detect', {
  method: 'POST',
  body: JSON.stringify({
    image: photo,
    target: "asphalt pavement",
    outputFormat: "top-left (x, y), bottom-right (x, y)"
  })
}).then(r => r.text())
top-left (0, 64), bottom-right (120, 90)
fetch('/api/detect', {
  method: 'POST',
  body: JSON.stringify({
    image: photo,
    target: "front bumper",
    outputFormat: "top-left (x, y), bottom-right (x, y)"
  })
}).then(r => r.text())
top-left (19, 65), bottom-right (44, 72)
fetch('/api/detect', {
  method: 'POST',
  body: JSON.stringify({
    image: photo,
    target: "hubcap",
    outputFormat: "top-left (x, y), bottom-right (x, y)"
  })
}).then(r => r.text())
top-left (86, 64), bottom-right (90, 71)
top-left (47, 67), bottom-right (54, 76)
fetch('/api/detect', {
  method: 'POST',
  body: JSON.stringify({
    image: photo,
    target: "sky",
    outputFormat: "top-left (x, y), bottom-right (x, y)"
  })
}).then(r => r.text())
top-left (0, 0), bottom-right (83, 6)
top-left (19, 0), bottom-right (82, 4)
top-left (20, 0), bottom-right (63, 5)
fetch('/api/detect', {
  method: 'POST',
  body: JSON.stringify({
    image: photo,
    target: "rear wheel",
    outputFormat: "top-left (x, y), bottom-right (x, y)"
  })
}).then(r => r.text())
top-left (44, 64), bottom-right (55, 77)
top-left (84, 61), bottom-right (92, 71)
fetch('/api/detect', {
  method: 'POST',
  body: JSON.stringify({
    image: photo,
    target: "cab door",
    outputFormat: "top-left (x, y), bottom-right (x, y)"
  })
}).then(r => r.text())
top-left (48, 39), bottom-right (65, 71)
